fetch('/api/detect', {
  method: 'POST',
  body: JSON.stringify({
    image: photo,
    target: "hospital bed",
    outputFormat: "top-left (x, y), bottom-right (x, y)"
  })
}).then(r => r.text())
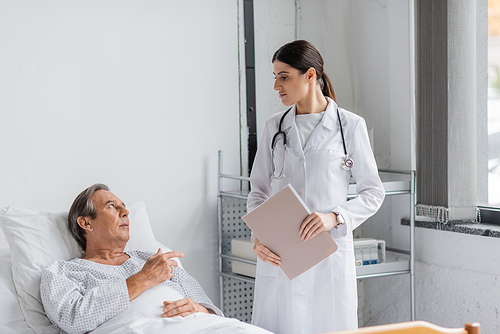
top-left (0, 202), bottom-right (270, 334)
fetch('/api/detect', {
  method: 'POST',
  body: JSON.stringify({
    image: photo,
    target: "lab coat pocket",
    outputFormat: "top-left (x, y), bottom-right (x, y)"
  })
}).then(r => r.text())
top-left (330, 240), bottom-right (356, 278)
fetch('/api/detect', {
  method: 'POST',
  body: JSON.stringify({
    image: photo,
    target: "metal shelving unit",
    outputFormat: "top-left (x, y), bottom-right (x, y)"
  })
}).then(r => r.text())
top-left (217, 150), bottom-right (416, 323)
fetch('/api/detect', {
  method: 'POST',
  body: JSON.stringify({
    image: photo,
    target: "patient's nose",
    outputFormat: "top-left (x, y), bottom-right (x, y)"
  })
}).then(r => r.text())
top-left (121, 207), bottom-right (129, 217)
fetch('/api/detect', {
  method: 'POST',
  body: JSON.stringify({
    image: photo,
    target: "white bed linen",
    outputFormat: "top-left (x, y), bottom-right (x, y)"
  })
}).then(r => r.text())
top-left (89, 285), bottom-right (272, 334)
top-left (0, 248), bottom-right (35, 334)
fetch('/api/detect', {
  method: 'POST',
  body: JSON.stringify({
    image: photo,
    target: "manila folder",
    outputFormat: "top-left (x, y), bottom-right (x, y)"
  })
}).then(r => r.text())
top-left (242, 184), bottom-right (338, 280)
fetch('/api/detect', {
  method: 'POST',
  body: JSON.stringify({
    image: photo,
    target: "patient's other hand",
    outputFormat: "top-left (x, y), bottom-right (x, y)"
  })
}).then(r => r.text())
top-left (126, 249), bottom-right (185, 301)
top-left (162, 299), bottom-right (215, 318)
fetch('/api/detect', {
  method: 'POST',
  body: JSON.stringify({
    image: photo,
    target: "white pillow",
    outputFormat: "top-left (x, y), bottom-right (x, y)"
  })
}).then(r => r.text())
top-left (0, 248), bottom-right (36, 334)
top-left (0, 201), bottom-right (168, 334)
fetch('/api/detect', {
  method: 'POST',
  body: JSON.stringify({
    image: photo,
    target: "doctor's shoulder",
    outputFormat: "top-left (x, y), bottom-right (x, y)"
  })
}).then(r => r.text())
top-left (337, 107), bottom-right (366, 131)
top-left (265, 109), bottom-right (289, 125)
top-left (261, 109), bottom-right (290, 136)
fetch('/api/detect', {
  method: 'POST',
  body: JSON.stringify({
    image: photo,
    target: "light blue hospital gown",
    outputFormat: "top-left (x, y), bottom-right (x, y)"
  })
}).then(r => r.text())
top-left (40, 250), bottom-right (222, 334)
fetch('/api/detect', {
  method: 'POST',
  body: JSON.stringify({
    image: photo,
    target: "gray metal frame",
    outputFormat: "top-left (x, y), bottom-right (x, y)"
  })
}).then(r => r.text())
top-left (217, 150), bottom-right (416, 322)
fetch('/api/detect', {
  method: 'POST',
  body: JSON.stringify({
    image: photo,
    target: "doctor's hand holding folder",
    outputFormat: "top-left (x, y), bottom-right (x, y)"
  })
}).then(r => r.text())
top-left (242, 184), bottom-right (338, 280)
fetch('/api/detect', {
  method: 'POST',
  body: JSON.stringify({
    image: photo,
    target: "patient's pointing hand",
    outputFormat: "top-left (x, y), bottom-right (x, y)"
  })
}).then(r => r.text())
top-left (126, 249), bottom-right (185, 301)
top-left (143, 249), bottom-right (185, 284)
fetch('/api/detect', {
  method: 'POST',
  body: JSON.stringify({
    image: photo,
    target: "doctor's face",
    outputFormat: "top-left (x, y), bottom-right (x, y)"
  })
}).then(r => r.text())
top-left (273, 61), bottom-right (309, 106)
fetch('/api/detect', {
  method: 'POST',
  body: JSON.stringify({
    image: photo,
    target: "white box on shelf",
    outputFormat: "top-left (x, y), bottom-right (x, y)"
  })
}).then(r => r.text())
top-left (231, 238), bottom-right (257, 278)
top-left (354, 238), bottom-right (386, 266)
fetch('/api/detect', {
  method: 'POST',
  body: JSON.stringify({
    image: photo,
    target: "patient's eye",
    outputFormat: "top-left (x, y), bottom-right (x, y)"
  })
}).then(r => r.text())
top-left (108, 204), bottom-right (115, 209)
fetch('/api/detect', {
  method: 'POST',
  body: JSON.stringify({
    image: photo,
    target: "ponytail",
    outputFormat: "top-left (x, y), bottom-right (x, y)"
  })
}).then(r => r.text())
top-left (321, 71), bottom-right (336, 103)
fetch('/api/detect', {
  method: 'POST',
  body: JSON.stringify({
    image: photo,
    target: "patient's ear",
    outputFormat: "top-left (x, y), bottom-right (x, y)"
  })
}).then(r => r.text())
top-left (77, 216), bottom-right (93, 232)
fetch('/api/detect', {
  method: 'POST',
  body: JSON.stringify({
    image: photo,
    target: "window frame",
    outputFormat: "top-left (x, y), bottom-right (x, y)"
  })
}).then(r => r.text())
top-left (479, 206), bottom-right (500, 225)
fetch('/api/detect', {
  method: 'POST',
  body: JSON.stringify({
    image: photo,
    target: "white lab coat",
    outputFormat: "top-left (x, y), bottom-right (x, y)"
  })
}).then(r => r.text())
top-left (247, 98), bottom-right (385, 334)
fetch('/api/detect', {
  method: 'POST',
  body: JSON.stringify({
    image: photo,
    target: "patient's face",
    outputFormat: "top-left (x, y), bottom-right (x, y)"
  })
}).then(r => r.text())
top-left (89, 190), bottom-right (130, 245)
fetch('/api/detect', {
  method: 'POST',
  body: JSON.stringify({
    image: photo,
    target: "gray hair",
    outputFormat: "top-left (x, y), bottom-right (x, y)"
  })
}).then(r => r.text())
top-left (68, 183), bottom-right (109, 251)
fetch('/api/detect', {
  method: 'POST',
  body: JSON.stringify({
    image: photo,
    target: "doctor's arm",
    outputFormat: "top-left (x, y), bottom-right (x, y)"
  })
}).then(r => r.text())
top-left (247, 121), bottom-right (282, 266)
top-left (333, 118), bottom-right (385, 234)
top-left (247, 124), bottom-right (273, 212)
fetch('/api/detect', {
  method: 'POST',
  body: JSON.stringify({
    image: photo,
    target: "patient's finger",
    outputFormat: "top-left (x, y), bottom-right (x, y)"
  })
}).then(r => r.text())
top-left (165, 303), bottom-right (191, 317)
top-left (162, 252), bottom-right (184, 269)
top-left (163, 251), bottom-right (185, 259)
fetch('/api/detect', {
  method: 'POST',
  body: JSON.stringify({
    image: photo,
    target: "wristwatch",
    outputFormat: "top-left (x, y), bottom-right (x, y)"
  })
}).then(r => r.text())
top-left (333, 211), bottom-right (345, 229)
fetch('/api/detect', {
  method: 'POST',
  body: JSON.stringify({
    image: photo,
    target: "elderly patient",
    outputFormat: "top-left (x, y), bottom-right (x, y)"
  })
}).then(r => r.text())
top-left (40, 184), bottom-right (222, 334)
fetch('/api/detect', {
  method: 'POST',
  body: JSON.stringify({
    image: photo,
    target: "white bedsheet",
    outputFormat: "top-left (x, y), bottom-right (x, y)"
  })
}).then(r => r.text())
top-left (90, 285), bottom-right (272, 334)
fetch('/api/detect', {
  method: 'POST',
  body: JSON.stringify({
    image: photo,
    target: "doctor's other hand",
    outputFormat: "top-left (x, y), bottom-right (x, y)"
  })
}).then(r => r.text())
top-left (162, 298), bottom-right (215, 318)
top-left (299, 212), bottom-right (338, 241)
top-left (253, 237), bottom-right (281, 267)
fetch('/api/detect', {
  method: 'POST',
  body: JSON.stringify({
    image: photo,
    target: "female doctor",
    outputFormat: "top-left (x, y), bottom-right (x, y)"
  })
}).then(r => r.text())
top-left (247, 40), bottom-right (385, 334)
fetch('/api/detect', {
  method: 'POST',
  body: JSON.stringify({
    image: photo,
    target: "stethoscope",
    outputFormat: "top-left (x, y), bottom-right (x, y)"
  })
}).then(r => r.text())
top-left (271, 106), bottom-right (354, 180)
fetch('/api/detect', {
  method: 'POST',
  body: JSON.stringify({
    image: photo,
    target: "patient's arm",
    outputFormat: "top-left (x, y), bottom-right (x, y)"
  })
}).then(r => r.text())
top-left (126, 249), bottom-right (185, 301)
top-left (40, 262), bottom-right (131, 334)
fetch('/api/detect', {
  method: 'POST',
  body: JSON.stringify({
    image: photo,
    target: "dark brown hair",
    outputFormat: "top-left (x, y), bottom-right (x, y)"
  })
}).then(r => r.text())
top-left (272, 40), bottom-right (336, 102)
top-left (68, 183), bottom-right (109, 251)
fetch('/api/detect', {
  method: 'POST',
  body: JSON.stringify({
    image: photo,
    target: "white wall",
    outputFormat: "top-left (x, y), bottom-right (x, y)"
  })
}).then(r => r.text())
top-left (254, 0), bottom-right (296, 140)
top-left (0, 0), bottom-right (243, 305)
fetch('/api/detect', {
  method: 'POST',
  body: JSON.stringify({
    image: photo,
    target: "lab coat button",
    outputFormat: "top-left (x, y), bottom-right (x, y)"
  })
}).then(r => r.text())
top-left (300, 158), bottom-right (305, 163)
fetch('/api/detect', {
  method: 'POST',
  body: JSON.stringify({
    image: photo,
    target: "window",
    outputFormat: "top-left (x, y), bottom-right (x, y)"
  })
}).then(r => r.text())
top-left (482, 0), bottom-right (500, 223)
top-left (488, 0), bottom-right (500, 207)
